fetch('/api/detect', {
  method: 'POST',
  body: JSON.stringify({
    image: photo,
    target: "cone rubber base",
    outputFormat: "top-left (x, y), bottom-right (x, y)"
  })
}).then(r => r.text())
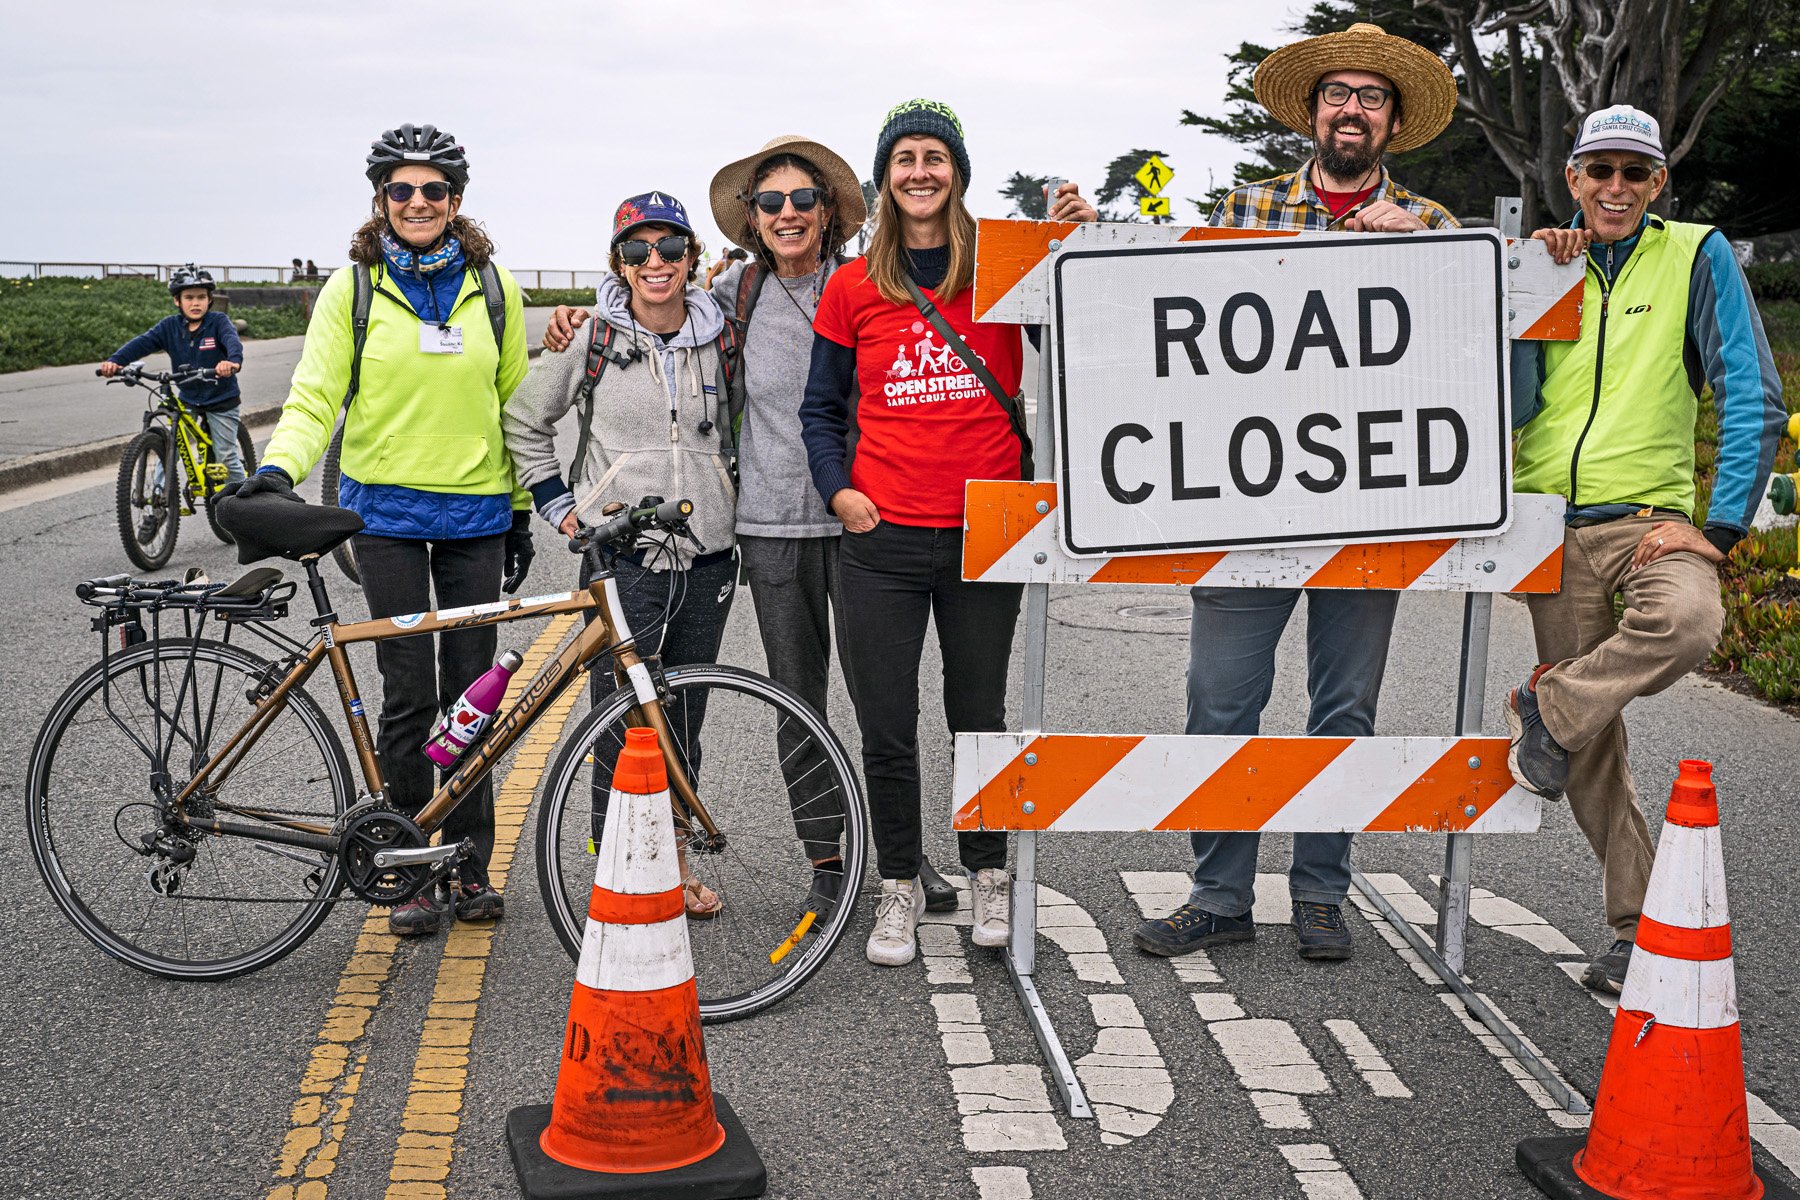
top-left (507, 1094), bottom-right (766, 1199)
top-left (1517, 1135), bottom-right (1799, 1200)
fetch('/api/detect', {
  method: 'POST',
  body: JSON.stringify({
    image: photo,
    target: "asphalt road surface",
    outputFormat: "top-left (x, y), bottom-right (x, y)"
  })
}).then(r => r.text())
top-left (3, 444), bottom-right (1798, 1200)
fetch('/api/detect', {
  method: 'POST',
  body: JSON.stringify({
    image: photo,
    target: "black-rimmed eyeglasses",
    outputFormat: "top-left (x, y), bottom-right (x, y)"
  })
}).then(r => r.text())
top-left (1315, 82), bottom-right (1394, 110)
top-left (1578, 162), bottom-right (1659, 183)
top-left (618, 235), bottom-right (692, 266)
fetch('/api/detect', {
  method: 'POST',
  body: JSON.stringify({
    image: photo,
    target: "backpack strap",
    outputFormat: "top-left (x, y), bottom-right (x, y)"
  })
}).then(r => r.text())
top-left (901, 276), bottom-right (1034, 479)
top-left (476, 260), bottom-right (508, 350)
top-left (709, 322), bottom-right (746, 481)
top-left (568, 319), bottom-right (617, 487)
top-left (336, 264), bottom-right (375, 426)
top-left (733, 261), bottom-right (763, 328)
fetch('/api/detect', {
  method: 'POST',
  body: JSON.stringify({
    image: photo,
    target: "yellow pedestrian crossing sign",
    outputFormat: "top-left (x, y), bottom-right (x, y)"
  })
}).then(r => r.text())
top-left (1134, 155), bottom-right (1173, 196)
top-left (1139, 195), bottom-right (1171, 218)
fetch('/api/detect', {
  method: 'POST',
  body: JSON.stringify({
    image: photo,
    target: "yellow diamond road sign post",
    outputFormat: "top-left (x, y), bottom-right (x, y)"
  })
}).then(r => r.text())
top-left (1139, 196), bottom-right (1172, 217)
top-left (1134, 154), bottom-right (1173, 196)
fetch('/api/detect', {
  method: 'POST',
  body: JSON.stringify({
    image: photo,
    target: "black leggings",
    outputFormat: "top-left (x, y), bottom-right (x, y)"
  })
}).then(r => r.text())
top-left (837, 521), bottom-right (1020, 880)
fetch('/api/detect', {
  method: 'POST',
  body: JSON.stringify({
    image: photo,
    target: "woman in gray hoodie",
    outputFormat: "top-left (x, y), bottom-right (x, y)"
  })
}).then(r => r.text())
top-left (502, 191), bottom-right (736, 917)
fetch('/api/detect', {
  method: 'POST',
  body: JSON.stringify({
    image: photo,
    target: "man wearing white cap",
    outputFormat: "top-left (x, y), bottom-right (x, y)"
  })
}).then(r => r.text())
top-left (1506, 104), bottom-right (1785, 993)
top-left (1133, 24), bottom-right (1460, 964)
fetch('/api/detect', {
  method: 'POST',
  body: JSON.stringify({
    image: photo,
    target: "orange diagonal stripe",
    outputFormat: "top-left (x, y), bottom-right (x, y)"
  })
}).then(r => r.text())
top-left (1519, 282), bottom-right (1584, 341)
top-left (1304, 539), bottom-right (1456, 589)
top-left (964, 735), bottom-right (1142, 831)
top-left (1510, 544), bottom-right (1565, 594)
top-left (972, 218), bottom-right (1079, 321)
top-left (1156, 737), bottom-right (1352, 832)
top-left (1090, 551), bottom-right (1227, 585)
top-left (963, 481), bottom-right (1055, 580)
top-left (1365, 738), bottom-right (1514, 831)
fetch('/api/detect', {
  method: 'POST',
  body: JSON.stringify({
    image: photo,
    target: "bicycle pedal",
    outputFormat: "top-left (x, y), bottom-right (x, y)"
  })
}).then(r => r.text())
top-left (205, 464), bottom-right (229, 483)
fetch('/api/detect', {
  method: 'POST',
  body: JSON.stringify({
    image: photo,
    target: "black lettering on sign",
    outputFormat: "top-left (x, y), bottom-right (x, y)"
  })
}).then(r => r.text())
top-left (1417, 408), bottom-right (1468, 485)
top-left (1295, 413), bottom-right (1346, 493)
top-left (1153, 297), bottom-right (1206, 378)
top-left (1228, 417), bottom-right (1283, 498)
top-left (1285, 290), bottom-right (1348, 371)
top-left (1219, 293), bottom-right (1274, 374)
top-left (1358, 287), bottom-right (1411, 367)
top-left (1101, 423), bottom-right (1155, 504)
top-left (1170, 421), bottom-right (1220, 500)
top-left (1358, 410), bottom-right (1405, 489)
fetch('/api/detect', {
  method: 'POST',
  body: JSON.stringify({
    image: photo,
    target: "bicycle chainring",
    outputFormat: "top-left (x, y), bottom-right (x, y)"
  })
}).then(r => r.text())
top-left (338, 809), bottom-right (431, 904)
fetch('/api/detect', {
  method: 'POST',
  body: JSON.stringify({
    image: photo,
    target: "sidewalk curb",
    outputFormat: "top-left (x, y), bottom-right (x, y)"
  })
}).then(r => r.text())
top-left (0, 403), bottom-right (285, 495)
top-left (0, 343), bottom-right (546, 497)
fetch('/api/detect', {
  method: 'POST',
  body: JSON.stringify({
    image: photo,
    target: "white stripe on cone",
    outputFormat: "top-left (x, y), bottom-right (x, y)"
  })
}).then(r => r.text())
top-left (1640, 823), bottom-right (1731, 930)
top-left (595, 782), bottom-right (683, 895)
top-left (1618, 946), bottom-right (1740, 1031)
top-left (577, 914), bottom-right (695, 994)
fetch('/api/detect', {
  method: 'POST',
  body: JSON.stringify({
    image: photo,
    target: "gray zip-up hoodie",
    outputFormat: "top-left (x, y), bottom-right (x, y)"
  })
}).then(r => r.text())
top-left (502, 275), bottom-right (733, 570)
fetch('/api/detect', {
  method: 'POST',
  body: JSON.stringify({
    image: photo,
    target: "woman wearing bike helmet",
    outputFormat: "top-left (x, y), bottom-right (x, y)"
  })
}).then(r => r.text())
top-left (504, 192), bottom-right (738, 918)
top-left (240, 123), bottom-right (532, 937)
top-left (800, 99), bottom-right (1094, 968)
top-left (540, 136), bottom-right (879, 919)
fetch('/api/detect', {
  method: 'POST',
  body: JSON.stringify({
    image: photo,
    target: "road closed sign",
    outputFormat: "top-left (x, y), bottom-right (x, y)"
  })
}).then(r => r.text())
top-left (1052, 231), bottom-right (1510, 555)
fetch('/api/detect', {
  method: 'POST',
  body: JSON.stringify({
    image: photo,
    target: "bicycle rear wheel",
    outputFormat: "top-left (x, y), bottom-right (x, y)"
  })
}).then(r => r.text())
top-left (26, 638), bottom-right (355, 980)
top-left (116, 429), bottom-right (178, 571)
top-left (204, 422), bottom-right (260, 544)
top-left (318, 426), bottom-right (360, 584)
top-left (537, 664), bottom-right (867, 1022)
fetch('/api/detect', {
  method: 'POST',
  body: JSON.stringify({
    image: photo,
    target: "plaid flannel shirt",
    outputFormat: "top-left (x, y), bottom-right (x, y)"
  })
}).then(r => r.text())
top-left (1208, 161), bottom-right (1459, 231)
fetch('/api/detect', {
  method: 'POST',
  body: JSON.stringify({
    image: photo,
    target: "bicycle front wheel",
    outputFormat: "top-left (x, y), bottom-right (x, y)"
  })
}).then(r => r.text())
top-left (537, 664), bottom-right (867, 1022)
top-left (116, 429), bottom-right (178, 571)
top-left (26, 638), bottom-right (355, 980)
top-left (204, 422), bottom-right (260, 544)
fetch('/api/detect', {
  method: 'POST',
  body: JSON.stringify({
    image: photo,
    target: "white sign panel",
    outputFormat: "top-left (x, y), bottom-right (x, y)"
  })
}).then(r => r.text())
top-left (1053, 231), bottom-right (1510, 556)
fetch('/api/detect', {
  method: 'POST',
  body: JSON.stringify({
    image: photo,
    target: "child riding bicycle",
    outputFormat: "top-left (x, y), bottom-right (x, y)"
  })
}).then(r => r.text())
top-left (100, 264), bottom-right (247, 495)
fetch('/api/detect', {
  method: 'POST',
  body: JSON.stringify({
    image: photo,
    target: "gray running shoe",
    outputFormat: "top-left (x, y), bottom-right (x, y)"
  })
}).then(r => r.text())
top-left (1132, 903), bottom-right (1254, 956)
top-left (1582, 938), bottom-right (1633, 995)
top-left (1506, 665), bottom-right (1570, 798)
top-left (1292, 900), bottom-right (1353, 960)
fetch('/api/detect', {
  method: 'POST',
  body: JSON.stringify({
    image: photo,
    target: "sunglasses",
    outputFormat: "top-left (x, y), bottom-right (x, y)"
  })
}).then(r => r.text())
top-left (383, 180), bottom-right (453, 204)
top-left (1315, 82), bottom-right (1394, 110)
top-left (618, 234), bottom-right (692, 266)
top-left (1578, 162), bottom-right (1658, 183)
top-left (746, 188), bottom-right (823, 215)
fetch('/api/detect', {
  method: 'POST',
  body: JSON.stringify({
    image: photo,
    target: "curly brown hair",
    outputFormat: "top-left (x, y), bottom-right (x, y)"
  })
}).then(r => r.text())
top-left (348, 199), bottom-right (496, 268)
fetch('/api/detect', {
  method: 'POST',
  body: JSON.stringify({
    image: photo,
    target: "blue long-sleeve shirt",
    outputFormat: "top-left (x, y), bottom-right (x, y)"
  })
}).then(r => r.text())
top-left (107, 311), bottom-right (243, 409)
top-left (1512, 217), bottom-right (1785, 554)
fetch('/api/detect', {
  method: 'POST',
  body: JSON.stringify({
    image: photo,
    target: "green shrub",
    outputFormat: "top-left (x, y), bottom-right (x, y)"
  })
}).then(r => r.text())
top-left (520, 287), bottom-right (597, 308)
top-left (0, 276), bottom-right (304, 373)
top-left (1748, 263), bottom-right (1800, 304)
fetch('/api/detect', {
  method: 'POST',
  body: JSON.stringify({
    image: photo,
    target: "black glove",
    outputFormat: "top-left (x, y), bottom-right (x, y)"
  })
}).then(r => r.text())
top-left (503, 510), bottom-right (535, 594)
top-left (226, 469), bottom-right (299, 503)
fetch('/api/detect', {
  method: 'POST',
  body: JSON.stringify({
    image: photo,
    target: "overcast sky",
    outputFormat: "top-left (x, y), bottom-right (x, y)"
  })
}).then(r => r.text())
top-left (2, 1), bottom-right (1300, 275)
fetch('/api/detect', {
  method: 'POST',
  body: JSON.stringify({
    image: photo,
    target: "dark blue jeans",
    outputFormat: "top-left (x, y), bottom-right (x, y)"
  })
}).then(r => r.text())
top-left (839, 522), bottom-right (1020, 880)
top-left (1184, 586), bottom-right (1400, 916)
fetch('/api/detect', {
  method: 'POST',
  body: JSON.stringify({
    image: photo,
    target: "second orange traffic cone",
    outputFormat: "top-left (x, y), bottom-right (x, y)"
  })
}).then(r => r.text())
top-left (1518, 760), bottom-right (1795, 1200)
top-left (506, 727), bottom-right (765, 1199)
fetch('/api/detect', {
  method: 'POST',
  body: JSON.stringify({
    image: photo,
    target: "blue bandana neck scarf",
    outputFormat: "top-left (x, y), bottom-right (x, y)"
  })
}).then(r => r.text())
top-left (380, 229), bottom-right (464, 277)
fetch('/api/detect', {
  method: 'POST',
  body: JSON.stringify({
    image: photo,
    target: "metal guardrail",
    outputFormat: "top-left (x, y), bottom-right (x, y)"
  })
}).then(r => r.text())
top-left (1, 261), bottom-right (606, 290)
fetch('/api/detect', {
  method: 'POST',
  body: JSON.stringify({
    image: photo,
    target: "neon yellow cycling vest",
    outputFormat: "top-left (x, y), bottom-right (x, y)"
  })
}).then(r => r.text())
top-left (1514, 216), bottom-right (1713, 515)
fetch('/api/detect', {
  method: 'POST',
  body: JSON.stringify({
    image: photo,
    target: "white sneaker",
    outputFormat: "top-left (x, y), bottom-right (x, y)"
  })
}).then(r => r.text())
top-left (866, 877), bottom-right (925, 967)
top-left (970, 867), bottom-right (1011, 947)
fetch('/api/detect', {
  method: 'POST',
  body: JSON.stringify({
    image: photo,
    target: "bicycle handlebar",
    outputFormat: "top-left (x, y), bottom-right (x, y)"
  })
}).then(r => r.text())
top-left (97, 365), bottom-right (218, 386)
top-left (567, 497), bottom-right (698, 555)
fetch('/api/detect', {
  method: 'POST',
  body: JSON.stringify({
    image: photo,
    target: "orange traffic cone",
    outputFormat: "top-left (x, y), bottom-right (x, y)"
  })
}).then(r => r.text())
top-left (507, 727), bottom-right (765, 1199)
top-left (1518, 760), bottom-right (1795, 1199)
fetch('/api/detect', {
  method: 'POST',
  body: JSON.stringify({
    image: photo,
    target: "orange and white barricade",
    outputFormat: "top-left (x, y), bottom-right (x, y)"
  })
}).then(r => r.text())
top-left (962, 198), bottom-right (1588, 1122)
top-left (1517, 761), bottom-right (1797, 1199)
top-left (507, 727), bottom-right (766, 1199)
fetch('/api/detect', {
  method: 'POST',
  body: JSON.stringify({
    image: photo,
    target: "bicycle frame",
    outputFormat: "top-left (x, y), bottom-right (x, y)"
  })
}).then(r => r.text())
top-left (146, 394), bottom-right (220, 513)
top-left (168, 565), bottom-right (717, 858)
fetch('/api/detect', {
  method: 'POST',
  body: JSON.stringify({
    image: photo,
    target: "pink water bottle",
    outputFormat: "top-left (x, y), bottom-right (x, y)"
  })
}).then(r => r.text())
top-left (424, 649), bottom-right (524, 767)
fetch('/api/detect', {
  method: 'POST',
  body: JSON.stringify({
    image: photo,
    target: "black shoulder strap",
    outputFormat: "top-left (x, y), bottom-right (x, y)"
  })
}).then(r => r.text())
top-left (711, 322), bottom-right (746, 480)
top-left (733, 261), bottom-right (763, 328)
top-left (901, 276), bottom-right (1033, 476)
top-left (337, 264), bottom-right (375, 425)
top-left (568, 319), bottom-right (616, 487)
top-left (476, 260), bottom-right (508, 350)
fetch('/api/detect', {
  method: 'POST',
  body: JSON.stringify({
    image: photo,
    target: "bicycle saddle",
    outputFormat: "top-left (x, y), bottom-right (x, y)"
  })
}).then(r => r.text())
top-left (217, 492), bottom-right (365, 565)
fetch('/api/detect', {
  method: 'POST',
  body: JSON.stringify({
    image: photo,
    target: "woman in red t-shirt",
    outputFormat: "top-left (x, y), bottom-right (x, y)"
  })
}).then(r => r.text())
top-left (800, 98), bottom-right (1094, 969)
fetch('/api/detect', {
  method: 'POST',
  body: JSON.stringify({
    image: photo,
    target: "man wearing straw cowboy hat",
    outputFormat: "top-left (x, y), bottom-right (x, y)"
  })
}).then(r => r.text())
top-left (1133, 23), bottom-right (1461, 963)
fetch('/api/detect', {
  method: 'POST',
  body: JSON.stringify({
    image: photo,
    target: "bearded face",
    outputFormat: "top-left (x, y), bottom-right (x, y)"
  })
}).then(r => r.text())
top-left (1310, 69), bottom-right (1402, 181)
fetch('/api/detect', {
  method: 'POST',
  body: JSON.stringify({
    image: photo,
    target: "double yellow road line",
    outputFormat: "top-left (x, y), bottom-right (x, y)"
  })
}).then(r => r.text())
top-left (268, 615), bottom-right (581, 1200)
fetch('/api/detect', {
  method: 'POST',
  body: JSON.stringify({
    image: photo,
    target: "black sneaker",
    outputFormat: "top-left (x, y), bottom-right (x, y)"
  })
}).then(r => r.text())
top-left (454, 877), bottom-right (505, 923)
top-left (389, 886), bottom-right (447, 937)
top-left (807, 858), bottom-right (846, 922)
top-left (919, 855), bottom-right (959, 913)
top-left (1292, 901), bottom-right (1353, 960)
top-left (136, 513), bottom-right (162, 544)
top-left (1132, 903), bottom-right (1254, 956)
top-left (1581, 938), bottom-right (1633, 995)
top-left (1506, 665), bottom-right (1569, 798)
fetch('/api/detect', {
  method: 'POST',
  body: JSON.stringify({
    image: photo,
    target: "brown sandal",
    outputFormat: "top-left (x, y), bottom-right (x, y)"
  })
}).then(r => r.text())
top-left (683, 874), bottom-right (722, 920)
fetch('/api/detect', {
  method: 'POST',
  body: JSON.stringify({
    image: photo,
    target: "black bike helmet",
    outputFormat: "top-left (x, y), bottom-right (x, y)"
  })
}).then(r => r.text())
top-left (167, 264), bottom-right (215, 296)
top-left (365, 123), bottom-right (470, 193)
